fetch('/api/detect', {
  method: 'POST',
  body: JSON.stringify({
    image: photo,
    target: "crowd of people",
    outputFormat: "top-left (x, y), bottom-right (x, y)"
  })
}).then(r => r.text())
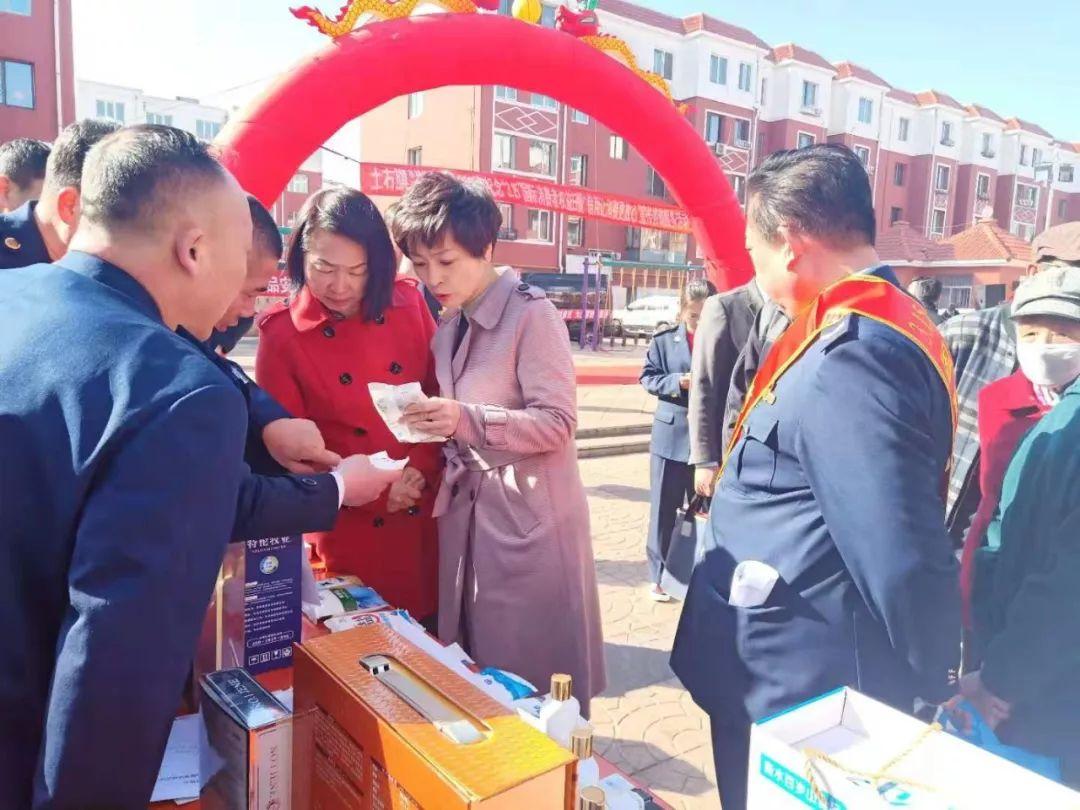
top-left (0, 121), bottom-right (1077, 810)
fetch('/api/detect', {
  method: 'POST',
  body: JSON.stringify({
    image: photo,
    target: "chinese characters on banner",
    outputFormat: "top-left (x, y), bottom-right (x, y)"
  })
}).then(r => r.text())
top-left (360, 162), bottom-right (692, 235)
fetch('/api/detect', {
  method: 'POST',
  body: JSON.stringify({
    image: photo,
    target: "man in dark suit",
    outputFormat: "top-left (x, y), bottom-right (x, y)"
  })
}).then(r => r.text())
top-left (720, 299), bottom-right (790, 450)
top-left (672, 146), bottom-right (960, 810)
top-left (687, 279), bottom-right (762, 497)
top-left (0, 137), bottom-right (50, 212)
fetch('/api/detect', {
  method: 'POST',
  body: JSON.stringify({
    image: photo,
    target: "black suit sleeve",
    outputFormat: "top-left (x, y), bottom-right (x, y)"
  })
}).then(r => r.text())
top-left (688, 296), bottom-right (738, 466)
top-left (231, 470), bottom-right (340, 542)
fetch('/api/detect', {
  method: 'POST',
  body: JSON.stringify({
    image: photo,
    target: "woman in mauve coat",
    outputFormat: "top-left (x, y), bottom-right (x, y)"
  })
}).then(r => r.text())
top-left (256, 188), bottom-right (442, 623)
top-left (390, 173), bottom-right (606, 713)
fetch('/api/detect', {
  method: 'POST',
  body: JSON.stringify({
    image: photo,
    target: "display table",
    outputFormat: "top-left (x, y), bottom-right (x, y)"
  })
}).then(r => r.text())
top-left (152, 616), bottom-right (671, 809)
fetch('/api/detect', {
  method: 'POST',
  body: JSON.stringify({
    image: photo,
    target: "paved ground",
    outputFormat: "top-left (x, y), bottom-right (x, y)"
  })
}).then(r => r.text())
top-left (583, 452), bottom-right (721, 810)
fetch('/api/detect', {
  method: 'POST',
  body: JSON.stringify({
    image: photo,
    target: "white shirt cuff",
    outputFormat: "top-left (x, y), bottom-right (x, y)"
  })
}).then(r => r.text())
top-left (330, 470), bottom-right (345, 508)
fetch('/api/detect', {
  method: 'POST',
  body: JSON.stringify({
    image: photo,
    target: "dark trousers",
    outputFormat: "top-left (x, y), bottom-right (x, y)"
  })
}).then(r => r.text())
top-left (711, 719), bottom-right (751, 810)
top-left (646, 454), bottom-right (693, 584)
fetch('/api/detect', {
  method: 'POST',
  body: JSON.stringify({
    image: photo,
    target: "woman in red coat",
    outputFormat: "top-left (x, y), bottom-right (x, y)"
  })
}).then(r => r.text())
top-left (256, 188), bottom-right (441, 622)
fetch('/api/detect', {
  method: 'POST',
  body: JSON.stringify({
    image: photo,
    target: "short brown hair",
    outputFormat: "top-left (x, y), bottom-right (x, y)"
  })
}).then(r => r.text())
top-left (389, 172), bottom-right (501, 260)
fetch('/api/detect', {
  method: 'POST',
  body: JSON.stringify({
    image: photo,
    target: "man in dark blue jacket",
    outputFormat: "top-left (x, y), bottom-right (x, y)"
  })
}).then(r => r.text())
top-left (672, 146), bottom-right (960, 810)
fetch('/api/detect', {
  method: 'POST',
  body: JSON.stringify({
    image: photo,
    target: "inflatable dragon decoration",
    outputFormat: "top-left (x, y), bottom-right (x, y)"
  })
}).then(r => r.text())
top-left (291, 0), bottom-right (684, 110)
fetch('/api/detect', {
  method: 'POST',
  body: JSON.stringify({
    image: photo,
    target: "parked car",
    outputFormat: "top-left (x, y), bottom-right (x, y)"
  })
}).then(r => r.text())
top-left (614, 295), bottom-right (681, 337)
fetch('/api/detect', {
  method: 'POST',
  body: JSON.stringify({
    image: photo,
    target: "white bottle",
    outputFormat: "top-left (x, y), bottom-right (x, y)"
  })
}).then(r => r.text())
top-left (572, 725), bottom-right (600, 792)
top-left (578, 785), bottom-right (607, 810)
top-left (538, 673), bottom-right (582, 749)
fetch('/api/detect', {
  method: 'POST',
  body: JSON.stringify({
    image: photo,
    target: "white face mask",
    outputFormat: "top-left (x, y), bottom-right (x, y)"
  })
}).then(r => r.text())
top-left (1016, 340), bottom-right (1080, 388)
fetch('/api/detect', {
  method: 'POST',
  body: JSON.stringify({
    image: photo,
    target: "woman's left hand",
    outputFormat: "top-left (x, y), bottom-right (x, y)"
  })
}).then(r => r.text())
top-left (403, 398), bottom-right (462, 438)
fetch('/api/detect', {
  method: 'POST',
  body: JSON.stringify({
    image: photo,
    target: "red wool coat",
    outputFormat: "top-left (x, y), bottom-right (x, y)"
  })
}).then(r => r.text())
top-left (256, 279), bottom-right (442, 619)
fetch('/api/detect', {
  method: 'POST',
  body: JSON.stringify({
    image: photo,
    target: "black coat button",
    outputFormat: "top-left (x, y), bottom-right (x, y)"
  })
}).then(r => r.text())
top-left (339, 373), bottom-right (353, 385)
top-left (451, 483), bottom-right (460, 497)
top-left (389, 362), bottom-right (402, 374)
top-left (323, 325), bottom-right (336, 338)
top-left (373, 517), bottom-right (385, 528)
top-left (301, 477), bottom-right (317, 487)
top-left (354, 427), bottom-right (367, 436)
top-left (375, 315), bottom-right (386, 325)
top-left (407, 506), bottom-right (420, 516)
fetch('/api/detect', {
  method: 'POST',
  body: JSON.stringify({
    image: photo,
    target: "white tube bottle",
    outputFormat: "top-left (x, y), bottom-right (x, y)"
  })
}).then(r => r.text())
top-left (538, 673), bottom-right (581, 749)
top-left (572, 725), bottom-right (601, 792)
top-left (578, 785), bottom-right (607, 810)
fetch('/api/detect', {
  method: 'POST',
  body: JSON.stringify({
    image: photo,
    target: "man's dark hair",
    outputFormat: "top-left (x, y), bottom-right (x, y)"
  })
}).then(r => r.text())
top-left (0, 138), bottom-right (50, 190)
top-left (285, 186), bottom-right (395, 322)
top-left (746, 144), bottom-right (876, 248)
top-left (389, 172), bottom-right (502, 260)
top-left (908, 276), bottom-right (942, 305)
top-left (44, 119), bottom-right (122, 191)
top-left (248, 195), bottom-right (283, 259)
top-left (79, 124), bottom-right (226, 232)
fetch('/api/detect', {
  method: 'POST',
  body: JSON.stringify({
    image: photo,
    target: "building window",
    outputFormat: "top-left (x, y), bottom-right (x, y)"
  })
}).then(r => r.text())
top-left (738, 63), bottom-right (752, 92)
top-left (890, 207), bottom-right (903, 226)
top-left (797, 132), bottom-right (815, 149)
top-left (1060, 164), bottom-right (1075, 183)
top-left (95, 99), bottom-right (125, 123)
top-left (894, 163), bottom-right (907, 187)
top-left (897, 117), bottom-right (910, 142)
top-left (407, 92), bottom-right (424, 119)
top-left (0, 60), bottom-right (32, 109)
top-left (646, 166), bottom-right (666, 198)
top-left (801, 81), bottom-right (818, 111)
top-left (1017, 184), bottom-right (1038, 206)
top-left (569, 154), bottom-right (588, 186)
top-left (0, 0), bottom-right (33, 14)
top-left (1059, 199), bottom-right (1069, 219)
top-left (857, 97), bottom-right (873, 125)
top-left (494, 133), bottom-right (515, 170)
top-left (196, 119), bottom-right (222, 140)
top-left (981, 132), bottom-right (995, 158)
top-left (854, 145), bottom-right (871, 167)
top-left (497, 0), bottom-right (512, 14)
top-left (610, 135), bottom-right (628, 160)
top-left (567, 216), bottom-right (584, 247)
top-left (533, 93), bottom-right (557, 110)
top-left (940, 121), bottom-right (954, 146)
top-left (930, 209), bottom-right (947, 238)
top-left (528, 140), bottom-right (555, 175)
top-left (497, 203), bottom-right (514, 239)
top-left (146, 112), bottom-right (173, 126)
top-left (976, 173), bottom-right (991, 199)
top-left (406, 147), bottom-right (423, 167)
top-left (653, 49), bottom-right (674, 80)
top-left (709, 55), bottom-right (727, 85)
top-left (935, 164), bottom-right (951, 192)
top-left (734, 119), bottom-right (751, 148)
top-left (527, 209), bottom-right (553, 242)
top-left (496, 85), bottom-right (518, 102)
top-left (760, 78), bottom-right (767, 105)
top-left (626, 227), bottom-right (641, 250)
top-left (730, 174), bottom-right (746, 205)
top-left (1032, 148), bottom-right (1043, 168)
top-left (705, 112), bottom-right (725, 144)
top-left (571, 108), bottom-right (589, 124)
top-left (287, 174), bottom-right (309, 194)
top-left (1020, 145), bottom-right (1029, 166)
top-left (1013, 222), bottom-right (1034, 240)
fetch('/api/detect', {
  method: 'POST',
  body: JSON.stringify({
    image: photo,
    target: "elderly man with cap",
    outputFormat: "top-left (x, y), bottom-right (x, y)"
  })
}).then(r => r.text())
top-left (940, 221), bottom-right (1080, 546)
top-left (957, 264), bottom-right (1080, 789)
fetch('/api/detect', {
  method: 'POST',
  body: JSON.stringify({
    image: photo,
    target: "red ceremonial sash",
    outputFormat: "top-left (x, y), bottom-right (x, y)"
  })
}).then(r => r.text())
top-left (717, 274), bottom-right (958, 483)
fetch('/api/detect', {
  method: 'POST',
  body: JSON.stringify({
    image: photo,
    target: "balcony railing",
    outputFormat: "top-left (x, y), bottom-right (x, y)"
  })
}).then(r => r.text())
top-left (981, 149), bottom-right (996, 159)
top-left (801, 105), bottom-right (822, 117)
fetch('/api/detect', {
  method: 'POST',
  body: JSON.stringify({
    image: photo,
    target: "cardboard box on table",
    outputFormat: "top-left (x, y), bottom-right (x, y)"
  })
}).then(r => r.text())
top-left (291, 624), bottom-right (576, 809)
top-left (748, 687), bottom-right (1080, 810)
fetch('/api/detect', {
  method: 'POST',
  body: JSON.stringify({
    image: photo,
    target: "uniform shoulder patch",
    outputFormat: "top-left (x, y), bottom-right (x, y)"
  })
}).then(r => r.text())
top-left (515, 281), bottom-right (547, 301)
top-left (818, 312), bottom-right (857, 353)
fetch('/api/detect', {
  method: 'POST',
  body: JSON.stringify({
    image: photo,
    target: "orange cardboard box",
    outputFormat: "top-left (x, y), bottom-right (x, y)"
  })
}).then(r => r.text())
top-left (292, 625), bottom-right (576, 809)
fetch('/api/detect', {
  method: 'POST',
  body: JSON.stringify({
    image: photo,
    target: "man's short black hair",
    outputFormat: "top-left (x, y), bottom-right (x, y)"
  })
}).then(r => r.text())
top-left (79, 124), bottom-right (227, 233)
top-left (248, 195), bottom-right (283, 259)
top-left (0, 139), bottom-right (50, 189)
top-left (747, 144), bottom-right (876, 248)
top-left (44, 119), bottom-right (122, 192)
top-left (389, 172), bottom-right (502, 260)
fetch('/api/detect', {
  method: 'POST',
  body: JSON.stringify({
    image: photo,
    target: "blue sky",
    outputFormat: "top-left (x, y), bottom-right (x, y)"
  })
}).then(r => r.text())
top-left (73, 0), bottom-right (1079, 141)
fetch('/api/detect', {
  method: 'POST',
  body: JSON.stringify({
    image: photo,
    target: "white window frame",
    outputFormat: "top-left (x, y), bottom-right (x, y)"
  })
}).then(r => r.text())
top-left (406, 147), bottom-right (423, 167)
top-left (894, 162), bottom-right (907, 187)
top-left (571, 108), bottom-right (589, 124)
top-left (981, 132), bottom-right (995, 158)
top-left (287, 173), bottom-right (309, 194)
top-left (1020, 145), bottom-right (1030, 166)
top-left (96, 99), bottom-right (125, 123)
top-left (976, 172), bottom-right (991, 200)
top-left (496, 85), bottom-right (518, 102)
top-left (935, 163), bottom-right (951, 192)
top-left (857, 97), bottom-right (873, 125)
top-left (0, 0), bottom-right (33, 16)
top-left (890, 206), bottom-right (903, 226)
top-left (567, 216), bottom-right (584, 248)
top-left (195, 119), bottom-right (221, 140)
top-left (940, 121), bottom-right (954, 146)
top-left (737, 62), bottom-right (752, 92)
top-left (569, 154), bottom-right (588, 186)
top-left (145, 112), bottom-right (173, 126)
top-left (704, 111), bottom-right (725, 145)
top-left (527, 139), bottom-right (556, 176)
top-left (897, 117), bottom-right (910, 142)
top-left (733, 118), bottom-right (751, 149)
top-left (527, 208), bottom-right (553, 243)
top-left (497, 203), bottom-right (514, 238)
top-left (796, 131), bottom-right (816, 149)
top-left (1059, 164), bottom-right (1074, 183)
top-left (653, 49), bottom-right (674, 81)
top-left (493, 132), bottom-right (515, 171)
top-left (646, 166), bottom-right (666, 198)
top-left (407, 92), bottom-right (424, 119)
top-left (930, 208), bottom-right (947, 238)
top-left (610, 135), bottom-right (628, 160)
top-left (854, 145), bottom-right (871, 167)
top-left (801, 81), bottom-right (818, 111)
top-left (533, 93), bottom-right (558, 111)
top-left (709, 55), bottom-right (728, 85)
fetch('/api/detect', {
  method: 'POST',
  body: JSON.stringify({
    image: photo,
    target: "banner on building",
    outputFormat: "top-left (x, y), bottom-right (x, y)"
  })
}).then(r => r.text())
top-left (361, 162), bottom-right (692, 234)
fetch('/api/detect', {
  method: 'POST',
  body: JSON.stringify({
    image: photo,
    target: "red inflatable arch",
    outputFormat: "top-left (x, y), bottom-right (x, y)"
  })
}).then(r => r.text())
top-left (216, 12), bottom-right (752, 289)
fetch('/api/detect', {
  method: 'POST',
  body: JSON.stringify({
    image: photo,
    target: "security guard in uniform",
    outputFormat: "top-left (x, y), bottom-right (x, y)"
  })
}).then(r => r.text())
top-left (0, 120), bottom-right (120, 270)
top-left (639, 279), bottom-right (714, 602)
top-left (672, 146), bottom-right (961, 810)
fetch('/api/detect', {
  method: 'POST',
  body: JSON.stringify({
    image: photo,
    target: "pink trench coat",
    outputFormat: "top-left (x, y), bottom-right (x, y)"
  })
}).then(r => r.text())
top-left (432, 268), bottom-right (606, 712)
